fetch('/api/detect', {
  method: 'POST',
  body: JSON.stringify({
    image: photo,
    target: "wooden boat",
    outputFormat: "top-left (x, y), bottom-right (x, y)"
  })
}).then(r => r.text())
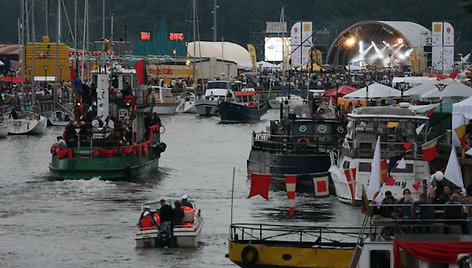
top-left (49, 67), bottom-right (166, 180)
top-left (135, 199), bottom-right (204, 248)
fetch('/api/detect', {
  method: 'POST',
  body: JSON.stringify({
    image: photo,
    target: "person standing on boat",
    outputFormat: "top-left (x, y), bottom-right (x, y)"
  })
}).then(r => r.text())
top-left (158, 199), bottom-right (174, 232)
top-left (181, 195), bottom-right (193, 208)
top-left (173, 201), bottom-right (184, 228)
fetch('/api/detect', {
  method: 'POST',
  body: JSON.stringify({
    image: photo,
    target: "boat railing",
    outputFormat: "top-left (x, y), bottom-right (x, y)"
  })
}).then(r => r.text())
top-left (367, 203), bottom-right (472, 239)
top-left (344, 140), bottom-right (423, 160)
top-left (230, 223), bottom-right (363, 245)
top-left (251, 131), bottom-right (338, 155)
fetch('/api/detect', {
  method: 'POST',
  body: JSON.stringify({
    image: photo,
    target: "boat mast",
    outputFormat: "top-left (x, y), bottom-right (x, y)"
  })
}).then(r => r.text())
top-left (45, 0), bottom-right (49, 37)
top-left (54, 0), bottom-right (61, 109)
top-left (31, 0), bottom-right (36, 105)
top-left (192, 0), bottom-right (196, 86)
top-left (20, 0), bottom-right (26, 93)
top-left (81, 0), bottom-right (87, 82)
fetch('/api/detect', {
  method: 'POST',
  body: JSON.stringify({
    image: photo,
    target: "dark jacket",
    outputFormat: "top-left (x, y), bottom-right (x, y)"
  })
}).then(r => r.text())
top-left (159, 204), bottom-right (174, 222)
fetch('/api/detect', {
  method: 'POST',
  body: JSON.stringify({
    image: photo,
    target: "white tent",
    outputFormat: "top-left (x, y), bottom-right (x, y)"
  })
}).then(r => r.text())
top-left (452, 95), bottom-right (472, 146)
top-left (403, 79), bottom-right (452, 100)
top-left (187, 41), bottom-right (251, 65)
top-left (418, 80), bottom-right (472, 101)
top-left (343, 82), bottom-right (401, 99)
top-left (391, 76), bottom-right (436, 88)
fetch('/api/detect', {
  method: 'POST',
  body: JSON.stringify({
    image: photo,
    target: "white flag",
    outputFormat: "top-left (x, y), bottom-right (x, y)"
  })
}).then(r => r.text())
top-left (397, 158), bottom-right (407, 169)
top-left (466, 147), bottom-right (472, 156)
top-left (416, 123), bottom-right (425, 135)
top-left (444, 146), bottom-right (465, 192)
top-left (367, 136), bottom-right (382, 199)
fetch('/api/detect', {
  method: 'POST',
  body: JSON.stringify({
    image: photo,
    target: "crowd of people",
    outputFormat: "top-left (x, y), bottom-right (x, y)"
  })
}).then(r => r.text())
top-left (372, 185), bottom-right (471, 240)
top-left (137, 195), bottom-right (196, 233)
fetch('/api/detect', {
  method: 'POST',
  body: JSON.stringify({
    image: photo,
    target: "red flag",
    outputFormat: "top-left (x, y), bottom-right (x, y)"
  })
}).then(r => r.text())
top-left (313, 176), bottom-right (329, 197)
top-left (248, 173), bottom-right (271, 200)
top-left (285, 175), bottom-right (297, 215)
top-left (412, 181), bottom-right (421, 191)
top-left (70, 64), bottom-right (75, 83)
top-left (403, 142), bottom-right (413, 151)
top-left (386, 176), bottom-right (395, 186)
top-left (450, 70), bottom-right (459, 79)
top-left (134, 60), bottom-right (145, 85)
top-left (427, 106), bottom-right (436, 117)
top-left (422, 139), bottom-right (438, 161)
top-left (380, 160), bottom-right (388, 184)
top-left (344, 168), bottom-right (357, 207)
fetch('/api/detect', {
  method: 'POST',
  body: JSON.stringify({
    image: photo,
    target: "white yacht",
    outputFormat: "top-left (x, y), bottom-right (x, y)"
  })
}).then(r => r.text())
top-left (4, 106), bottom-right (47, 135)
top-left (176, 91), bottom-right (197, 113)
top-left (195, 80), bottom-right (233, 116)
top-left (148, 86), bottom-right (179, 115)
top-left (329, 106), bottom-right (430, 204)
top-left (268, 94), bottom-right (305, 109)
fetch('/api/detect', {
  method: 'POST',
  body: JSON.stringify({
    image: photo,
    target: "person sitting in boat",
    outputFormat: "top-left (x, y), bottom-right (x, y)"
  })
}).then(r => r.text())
top-left (64, 120), bottom-right (78, 147)
top-left (105, 116), bottom-right (115, 136)
top-left (57, 136), bottom-right (68, 149)
top-left (158, 199), bottom-right (174, 232)
top-left (91, 116), bottom-right (104, 133)
top-left (181, 195), bottom-right (193, 208)
top-left (412, 194), bottom-right (434, 234)
top-left (378, 195), bottom-right (396, 240)
top-left (137, 205), bottom-right (157, 231)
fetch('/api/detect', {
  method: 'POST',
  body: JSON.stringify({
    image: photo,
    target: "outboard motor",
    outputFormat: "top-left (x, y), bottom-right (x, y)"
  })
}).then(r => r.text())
top-left (158, 231), bottom-right (171, 247)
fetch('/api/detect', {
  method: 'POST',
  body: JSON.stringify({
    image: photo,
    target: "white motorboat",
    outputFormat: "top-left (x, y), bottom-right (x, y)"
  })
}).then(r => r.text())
top-left (47, 109), bottom-right (73, 126)
top-left (0, 123), bottom-right (8, 138)
top-left (4, 106), bottom-right (47, 135)
top-left (329, 106), bottom-right (430, 204)
top-left (195, 80), bottom-right (234, 116)
top-left (268, 94), bottom-right (305, 109)
top-left (135, 199), bottom-right (203, 248)
top-left (148, 86), bottom-right (179, 115)
top-left (176, 91), bottom-right (197, 113)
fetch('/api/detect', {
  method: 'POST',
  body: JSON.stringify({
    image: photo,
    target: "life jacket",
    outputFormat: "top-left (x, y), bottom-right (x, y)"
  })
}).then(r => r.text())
top-left (140, 215), bottom-right (154, 230)
top-left (182, 222), bottom-right (193, 228)
top-left (153, 212), bottom-right (161, 226)
top-left (183, 206), bottom-right (195, 223)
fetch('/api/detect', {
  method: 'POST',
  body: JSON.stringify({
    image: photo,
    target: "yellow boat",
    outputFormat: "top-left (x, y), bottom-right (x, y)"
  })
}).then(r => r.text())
top-left (226, 223), bottom-right (358, 268)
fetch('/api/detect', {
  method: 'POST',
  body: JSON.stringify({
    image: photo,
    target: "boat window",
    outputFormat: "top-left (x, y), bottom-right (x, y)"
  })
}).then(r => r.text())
top-left (359, 162), bottom-right (371, 172)
top-left (123, 75), bottom-right (132, 88)
top-left (111, 76), bottom-right (119, 88)
top-left (370, 250), bottom-right (390, 268)
top-left (391, 164), bottom-right (414, 173)
top-left (207, 81), bottom-right (230, 89)
top-left (343, 160), bottom-right (350, 169)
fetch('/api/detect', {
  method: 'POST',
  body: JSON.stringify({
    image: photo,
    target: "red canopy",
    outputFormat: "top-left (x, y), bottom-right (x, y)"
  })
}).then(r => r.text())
top-left (2, 76), bottom-right (27, 83)
top-left (428, 73), bottom-right (449, 80)
top-left (321, 85), bottom-right (358, 97)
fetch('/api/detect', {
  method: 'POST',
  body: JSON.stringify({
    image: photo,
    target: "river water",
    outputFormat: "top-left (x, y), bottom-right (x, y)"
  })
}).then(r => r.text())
top-left (0, 110), bottom-right (363, 267)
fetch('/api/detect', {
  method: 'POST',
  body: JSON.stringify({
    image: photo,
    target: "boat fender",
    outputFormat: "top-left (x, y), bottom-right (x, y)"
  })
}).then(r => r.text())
top-left (248, 101), bottom-right (254, 108)
top-left (241, 245), bottom-right (258, 264)
top-left (157, 143), bottom-right (167, 153)
top-left (296, 137), bottom-right (309, 149)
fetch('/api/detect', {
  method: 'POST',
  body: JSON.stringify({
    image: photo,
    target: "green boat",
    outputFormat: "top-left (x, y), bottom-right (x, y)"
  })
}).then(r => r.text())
top-left (49, 65), bottom-right (166, 180)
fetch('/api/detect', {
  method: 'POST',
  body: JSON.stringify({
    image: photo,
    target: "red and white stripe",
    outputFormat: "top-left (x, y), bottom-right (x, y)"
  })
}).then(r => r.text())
top-left (285, 175), bottom-right (297, 215)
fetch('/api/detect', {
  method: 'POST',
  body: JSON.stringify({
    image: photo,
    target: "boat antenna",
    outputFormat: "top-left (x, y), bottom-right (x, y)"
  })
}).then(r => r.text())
top-left (230, 166), bottom-right (235, 225)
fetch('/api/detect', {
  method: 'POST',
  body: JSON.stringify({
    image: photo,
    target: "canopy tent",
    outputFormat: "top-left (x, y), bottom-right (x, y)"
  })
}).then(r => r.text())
top-left (1, 76), bottom-right (27, 83)
top-left (418, 80), bottom-right (472, 101)
top-left (452, 96), bottom-right (472, 146)
top-left (322, 85), bottom-right (358, 97)
top-left (411, 100), bottom-right (454, 138)
top-left (391, 76), bottom-right (436, 88)
top-left (188, 41), bottom-right (251, 65)
top-left (403, 80), bottom-right (453, 100)
top-left (343, 82), bottom-right (401, 99)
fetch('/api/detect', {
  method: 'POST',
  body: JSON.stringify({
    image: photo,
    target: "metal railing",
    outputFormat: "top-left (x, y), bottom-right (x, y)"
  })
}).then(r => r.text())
top-left (251, 131), bottom-right (338, 155)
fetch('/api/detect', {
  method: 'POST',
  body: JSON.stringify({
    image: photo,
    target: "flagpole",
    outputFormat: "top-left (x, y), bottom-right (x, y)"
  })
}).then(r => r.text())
top-left (230, 166), bottom-right (235, 225)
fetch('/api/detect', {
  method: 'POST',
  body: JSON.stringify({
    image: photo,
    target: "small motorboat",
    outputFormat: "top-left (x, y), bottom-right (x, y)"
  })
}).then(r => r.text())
top-left (148, 86), bottom-right (179, 115)
top-left (195, 80), bottom-right (234, 116)
top-left (217, 88), bottom-right (267, 123)
top-left (4, 106), bottom-right (47, 135)
top-left (176, 91), bottom-right (197, 113)
top-left (0, 115), bottom-right (8, 138)
top-left (135, 199), bottom-right (204, 248)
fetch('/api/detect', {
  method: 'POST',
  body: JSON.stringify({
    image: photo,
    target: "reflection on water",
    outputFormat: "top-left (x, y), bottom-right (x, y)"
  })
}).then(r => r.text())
top-left (0, 111), bottom-right (363, 267)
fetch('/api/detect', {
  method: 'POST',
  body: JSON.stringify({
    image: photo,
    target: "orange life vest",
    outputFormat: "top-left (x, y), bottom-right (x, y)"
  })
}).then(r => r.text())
top-left (183, 206), bottom-right (195, 223)
top-left (140, 215), bottom-right (154, 230)
top-left (153, 212), bottom-right (160, 226)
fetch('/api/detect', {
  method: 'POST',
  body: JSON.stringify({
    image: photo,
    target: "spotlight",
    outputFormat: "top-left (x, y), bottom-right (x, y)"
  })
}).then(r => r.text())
top-left (397, 38), bottom-right (404, 44)
top-left (346, 37), bottom-right (356, 46)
